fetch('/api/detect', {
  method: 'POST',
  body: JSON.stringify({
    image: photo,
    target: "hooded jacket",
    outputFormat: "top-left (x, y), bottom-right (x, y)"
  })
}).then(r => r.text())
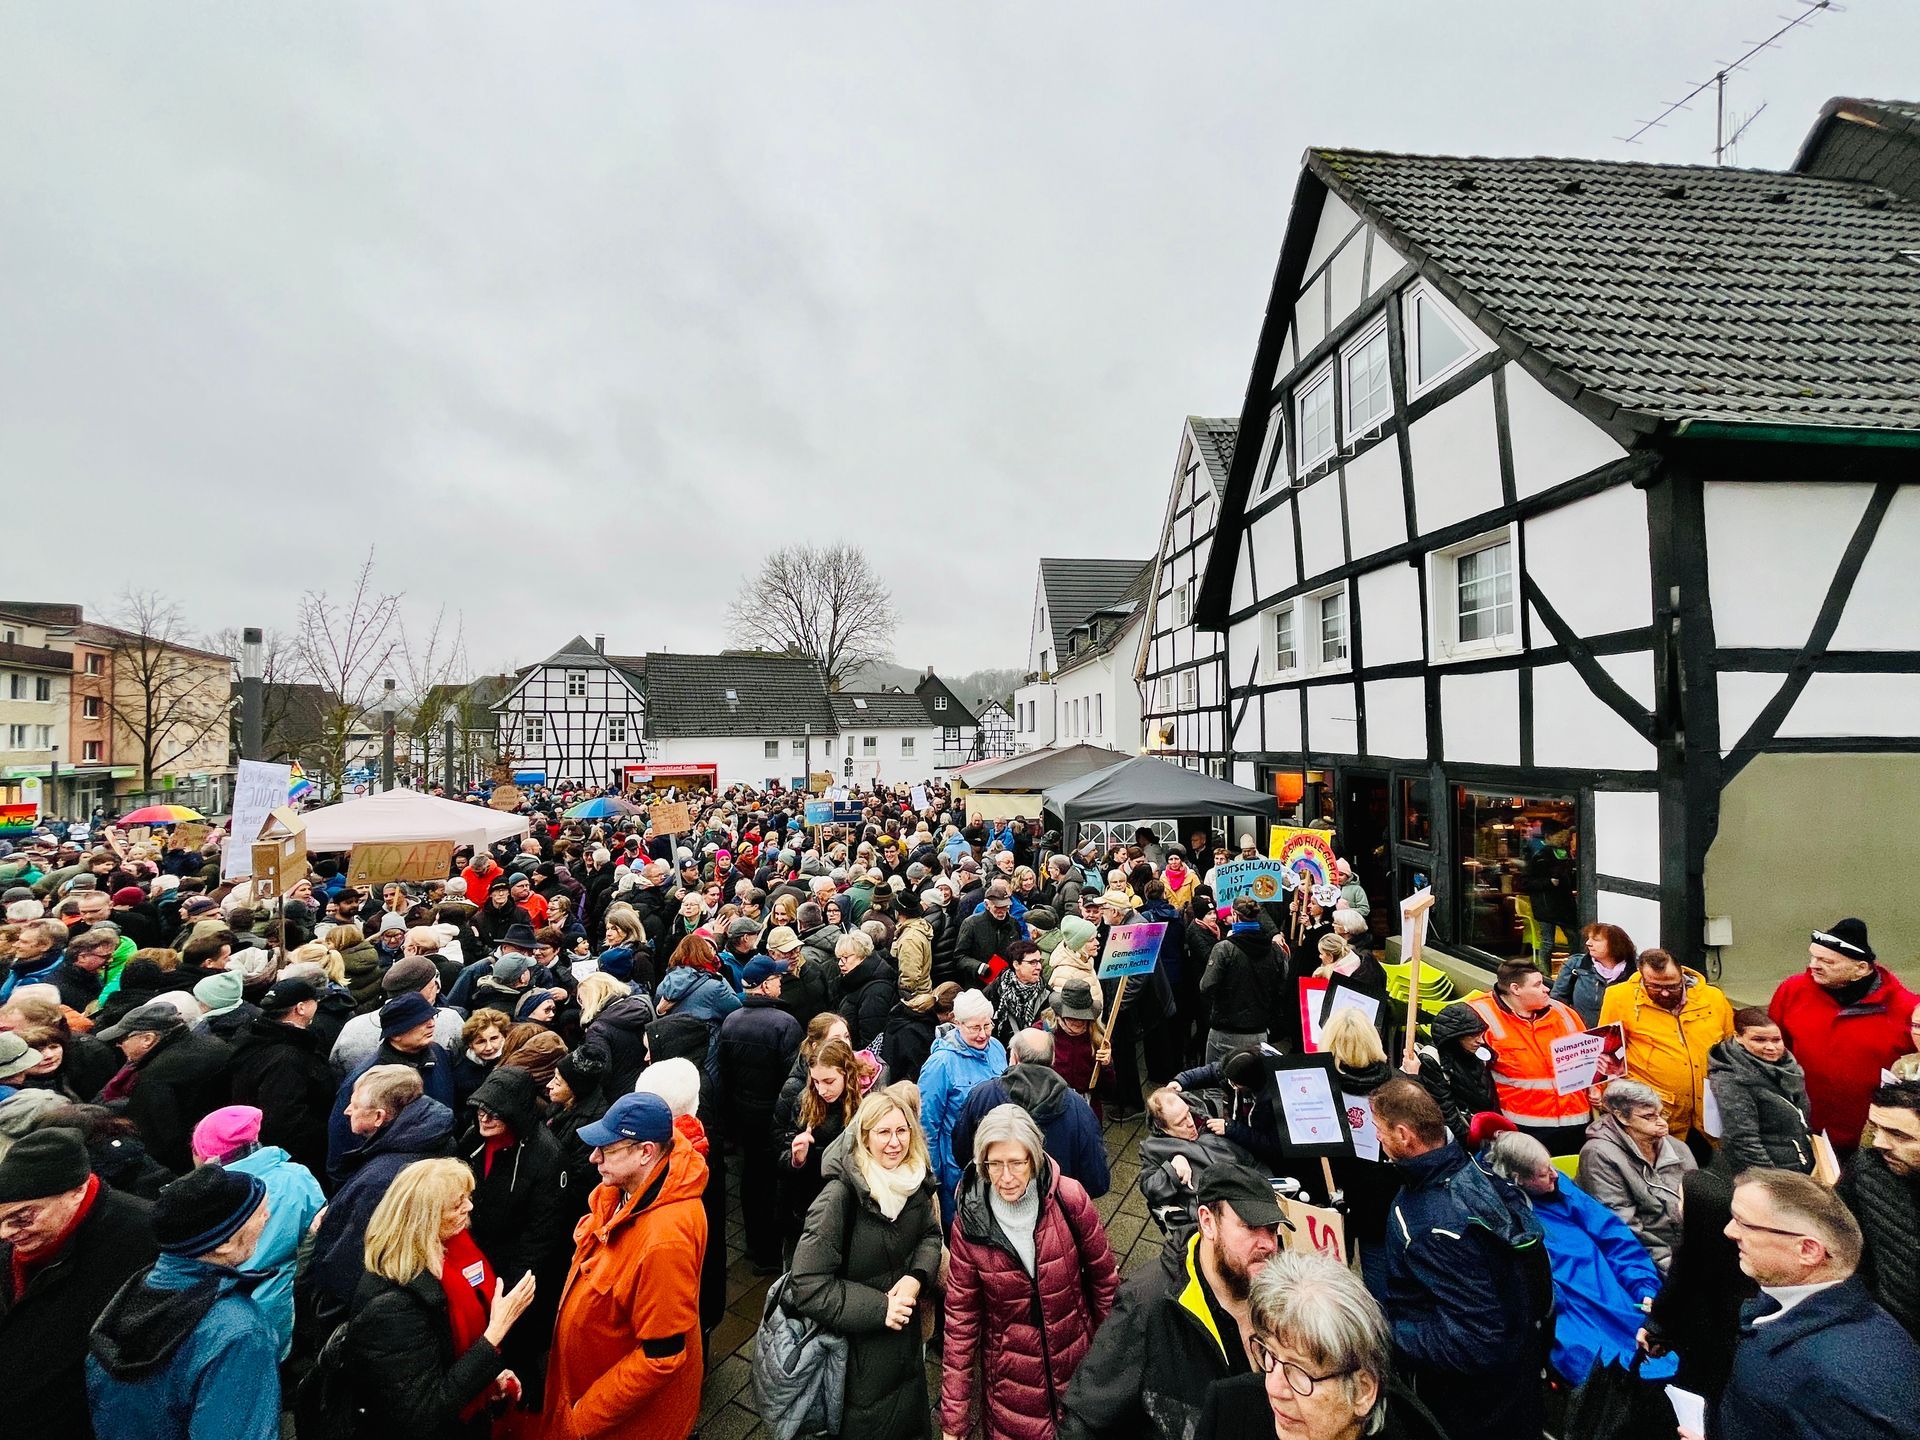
top-left (919, 1027), bottom-right (1009, 1214)
top-left (1528, 1175), bottom-right (1671, 1387)
top-left (1706, 1037), bottom-right (1813, 1174)
top-left (940, 1159), bottom-right (1119, 1440)
top-left (1597, 968), bottom-right (1734, 1139)
top-left (85, 1253), bottom-right (282, 1440)
top-left (577, 992), bottom-right (655, 1095)
top-left (226, 1145), bottom-right (325, 1361)
top-left (788, 1132), bottom-right (944, 1440)
top-left (312, 1096), bottom-right (457, 1306)
top-left (1769, 965), bottom-right (1919, 1151)
top-left (1575, 1111), bottom-right (1696, 1273)
top-left (955, 909), bottom-right (1023, 983)
top-left (714, 994), bottom-right (802, 1127)
top-left (121, 1025), bottom-right (233, 1173)
top-left (1412, 1002), bottom-right (1499, 1140)
top-left (463, 1066), bottom-right (573, 1311)
top-left (1198, 929), bottom-right (1282, 1036)
top-left (653, 966), bottom-right (741, 1027)
top-left (227, 1015), bottom-right (336, 1178)
top-left (541, 1133), bottom-right (709, 1440)
top-left (836, 951), bottom-right (896, 1051)
top-left (0, 1183), bottom-right (155, 1437)
top-left (1838, 1145), bottom-right (1920, 1343)
top-left (951, 1063), bottom-right (1110, 1198)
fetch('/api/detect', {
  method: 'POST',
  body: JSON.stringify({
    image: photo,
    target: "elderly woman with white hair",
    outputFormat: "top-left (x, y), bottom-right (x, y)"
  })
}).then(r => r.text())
top-left (918, 987), bottom-right (1008, 1224)
top-left (939, 1103), bottom-right (1118, 1440)
top-left (1195, 1251), bottom-right (1449, 1440)
top-left (1576, 1077), bottom-right (1697, 1272)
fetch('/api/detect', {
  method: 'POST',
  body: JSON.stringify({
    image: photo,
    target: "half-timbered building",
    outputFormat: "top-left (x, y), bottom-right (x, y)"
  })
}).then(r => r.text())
top-left (1137, 417), bottom-right (1236, 778)
top-left (1195, 132), bottom-right (1920, 997)
top-left (491, 635), bottom-right (648, 788)
top-left (973, 699), bottom-right (1016, 760)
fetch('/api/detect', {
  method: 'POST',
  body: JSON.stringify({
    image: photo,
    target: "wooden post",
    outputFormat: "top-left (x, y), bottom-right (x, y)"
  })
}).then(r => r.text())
top-left (1319, 1156), bottom-right (1340, 1209)
top-left (1400, 890), bottom-right (1437, 1067)
top-left (1089, 980), bottom-right (1125, 1100)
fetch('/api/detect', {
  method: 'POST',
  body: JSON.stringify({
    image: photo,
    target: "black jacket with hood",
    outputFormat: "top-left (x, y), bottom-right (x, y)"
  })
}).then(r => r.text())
top-left (227, 1014), bottom-right (336, 1178)
top-left (579, 992), bottom-right (656, 1094)
top-left (836, 952), bottom-right (896, 1051)
top-left (1413, 1002), bottom-right (1500, 1141)
top-left (1705, 1036), bottom-right (1813, 1174)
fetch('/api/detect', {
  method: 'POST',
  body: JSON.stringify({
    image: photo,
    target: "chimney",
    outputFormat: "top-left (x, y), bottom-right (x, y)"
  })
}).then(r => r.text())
top-left (593, 633), bottom-right (605, 655)
top-left (925, 665), bottom-right (934, 680)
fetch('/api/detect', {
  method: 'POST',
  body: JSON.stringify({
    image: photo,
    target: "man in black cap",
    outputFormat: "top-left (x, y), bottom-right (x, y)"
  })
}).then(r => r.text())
top-left (85, 1165), bottom-right (279, 1440)
top-left (0, 1128), bottom-right (157, 1438)
top-left (227, 977), bottom-right (335, 1177)
top-left (326, 992), bottom-right (457, 1178)
top-left (94, 1001), bottom-right (233, 1173)
top-left (329, 950), bottom-right (465, 1078)
top-left (1058, 1160), bottom-right (1287, 1440)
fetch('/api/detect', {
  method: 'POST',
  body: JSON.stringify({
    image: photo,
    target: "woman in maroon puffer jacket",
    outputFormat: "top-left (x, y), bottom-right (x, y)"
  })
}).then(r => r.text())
top-left (940, 1103), bottom-right (1120, 1440)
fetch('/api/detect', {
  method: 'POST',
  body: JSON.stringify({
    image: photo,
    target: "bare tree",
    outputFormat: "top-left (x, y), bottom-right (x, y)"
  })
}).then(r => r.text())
top-left (395, 605), bottom-right (471, 788)
top-left (103, 590), bottom-right (231, 789)
top-left (725, 542), bottom-right (896, 685)
top-left (292, 548), bottom-right (402, 798)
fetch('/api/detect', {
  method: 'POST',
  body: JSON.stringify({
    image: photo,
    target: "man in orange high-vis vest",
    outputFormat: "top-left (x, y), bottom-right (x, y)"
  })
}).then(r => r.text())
top-left (1466, 959), bottom-right (1592, 1156)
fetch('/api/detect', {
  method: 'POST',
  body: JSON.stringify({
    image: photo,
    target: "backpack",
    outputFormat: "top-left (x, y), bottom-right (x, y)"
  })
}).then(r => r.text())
top-left (292, 1321), bottom-right (364, 1440)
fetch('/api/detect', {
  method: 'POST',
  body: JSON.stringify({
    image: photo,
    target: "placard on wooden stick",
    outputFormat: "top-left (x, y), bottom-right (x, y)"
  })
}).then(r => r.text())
top-left (346, 840), bottom-right (457, 888)
top-left (650, 801), bottom-right (692, 836)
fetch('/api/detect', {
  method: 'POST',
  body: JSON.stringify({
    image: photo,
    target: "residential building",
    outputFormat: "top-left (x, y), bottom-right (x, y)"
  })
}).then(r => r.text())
top-left (640, 650), bottom-right (839, 787)
top-left (0, 612), bottom-right (74, 811)
top-left (973, 698), bottom-right (1016, 760)
top-left (1012, 557), bottom-right (1149, 752)
top-left (1193, 114), bottom-right (1920, 999)
top-left (492, 636), bottom-right (650, 788)
top-left (831, 671), bottom-right (977, 784)
top-left (1137, 417), bottom-right (1236, 778)
top-left (1793, 96), bottom-right (1920, 201)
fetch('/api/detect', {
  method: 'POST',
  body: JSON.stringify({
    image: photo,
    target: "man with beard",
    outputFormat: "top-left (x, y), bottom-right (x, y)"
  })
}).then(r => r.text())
top-left (1057, 1162), bottom-right (1283, 1440)
top-left (1840, 1079), bottom-right (1920, 1342)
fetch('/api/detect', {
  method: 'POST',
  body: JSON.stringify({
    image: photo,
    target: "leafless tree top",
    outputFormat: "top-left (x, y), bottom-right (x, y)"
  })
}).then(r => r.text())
top-left (725, 542), bottom-right (895, 685)
top-left (292, 546), bottom-right (402, 713)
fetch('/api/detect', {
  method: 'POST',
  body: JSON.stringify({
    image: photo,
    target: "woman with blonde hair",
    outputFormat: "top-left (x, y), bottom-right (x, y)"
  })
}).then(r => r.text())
top-left (573, 972), bottom-right (628, 1027)
top-left (348, 1157), bottom-right (538, 1437)
top-left (788, 1082), bottom-right (943, 1440)
top-left (1320, 1006), bottom-right (1398, 1290)
top-left (327, 922), bottom-right (382, 1012)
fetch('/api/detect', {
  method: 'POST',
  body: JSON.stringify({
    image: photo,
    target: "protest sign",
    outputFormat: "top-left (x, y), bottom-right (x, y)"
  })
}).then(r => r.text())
top-left (0, 803), bottom-right (36, 837)
top-left (804, 800), bottom-right (834, 826)
top-left (1266, 1055), bottom-right (1354, 1158)
top-left (1319, 975), bottom-right (1384, 1039)
top-left (1211, 858), bottom-right (1291, 907)
top-left (809, 772), bottom-right (833, 794)
top-left (223, 760), bottom-right (293, 880)
top-left (650, 801), bottom-right (692, 836)
top-left (1268, 826), bottom-right (1339, 888)
top-left (1097, 922), bottom-right (1167, 981)
top-left (1282, 1196), bottom-right (1348, 1264)
top-left (909, 784), bottom-right (929, 812)
top-left (1551, 1023), bottom-right (1624, 1095)
top-left (1342, 1091), bottom-right (1382, 1161)
top-left (347, 840), bottom-right (457, 888)
top-left (1299, 977), bottom-right (1330, 1052)
top-left (488, 784), bottom-right (522, 811)
top-left (171, 820), bottom-right (211, 852)
top-left (126, 825), bottom-right (152, 845)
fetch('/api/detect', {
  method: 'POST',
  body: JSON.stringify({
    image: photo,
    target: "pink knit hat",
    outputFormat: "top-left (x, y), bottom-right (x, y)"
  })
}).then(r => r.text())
top-left (191, 1105), bottom-right (264, 1163)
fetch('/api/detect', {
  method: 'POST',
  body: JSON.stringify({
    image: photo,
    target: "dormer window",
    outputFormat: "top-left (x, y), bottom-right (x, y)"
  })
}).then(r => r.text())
top-left (853, 697), bottom-right (868, 710)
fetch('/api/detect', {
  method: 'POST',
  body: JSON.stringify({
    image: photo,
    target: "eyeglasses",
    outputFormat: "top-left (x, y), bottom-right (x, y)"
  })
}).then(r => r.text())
top-left (1250, 1338), bottom-right (1355, 1397)
top-left (1726, 1208), bottom-right (1811, 1240)
top-left (984, 1158), bottom-right (1031, 1177)
top-left (0, 1204), bottom-right (49, 1237)
top-left (474, 1104), bottom-right (499, 1121)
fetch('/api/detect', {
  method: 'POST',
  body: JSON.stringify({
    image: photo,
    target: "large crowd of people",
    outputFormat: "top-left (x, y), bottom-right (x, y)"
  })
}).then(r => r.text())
top-left (1, 780), bottom-right (1917, 1440)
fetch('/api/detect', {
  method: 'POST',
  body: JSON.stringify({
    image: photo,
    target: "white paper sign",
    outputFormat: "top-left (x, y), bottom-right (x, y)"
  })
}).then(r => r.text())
top-left (1275, 1066), bottom-right (1344, 1148)
top-left (909, 784), bottom-right (929, 812)
top-left (1550, 1023), bottom-right (1622, 1095)
top-left (223, 760), bottom-right (293, 881)
top-left (1666, 1386), bottom-right (1706, 1436)
top-left (1701, 1077), bottom-right (1722, 1139)
top-left (1325, 984), bottom-right (1383, 1036)
top-left (1342, 1091), bottom-right (1381, 1161)
top-left (1399, 885), bottom-right (1432, 959)
top-left (568, 956), bottom-right (599, 979)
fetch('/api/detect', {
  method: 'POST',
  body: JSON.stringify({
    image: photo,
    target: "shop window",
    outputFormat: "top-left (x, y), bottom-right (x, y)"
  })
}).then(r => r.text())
top-left (1454, 787), bottom-right (1579, 963)
top-left (1400, 776), bottom-right (1432, 847)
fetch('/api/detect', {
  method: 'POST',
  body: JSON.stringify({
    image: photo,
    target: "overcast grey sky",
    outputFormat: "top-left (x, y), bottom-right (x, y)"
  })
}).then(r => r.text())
top-left (4, 2), bottom-right (1911, 677)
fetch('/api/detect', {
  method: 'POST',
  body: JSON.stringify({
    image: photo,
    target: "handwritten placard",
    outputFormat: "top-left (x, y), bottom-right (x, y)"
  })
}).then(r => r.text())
top-left (1212, 858), bottom-right (1292, 907)
top-left (223, 760), bottom-right (293, 880)
top-left (346, 840), bottom-right (457, 888)
top-left (1096, 922), bottom-right (1167, 980)
top-left (650, 801), bottom-right (691, 836)
top-left (1282, 1196), bottom-right (1348, 1263)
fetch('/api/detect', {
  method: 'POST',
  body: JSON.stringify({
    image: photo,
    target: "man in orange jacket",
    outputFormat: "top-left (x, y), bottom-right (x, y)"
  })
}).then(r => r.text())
top-left (542, 1092), bottom-right (708, 1440)
top-left (1466, 959), bottom-right (1592, 1156)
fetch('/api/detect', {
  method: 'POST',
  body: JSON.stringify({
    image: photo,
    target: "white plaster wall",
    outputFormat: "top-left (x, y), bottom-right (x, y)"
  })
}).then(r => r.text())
top-left (1306, 682), bottom-right (1360, 756)
top-left (1595, 890), bottom-right (1662, 948)
top-left (1704, 482), bottom-right (1873, 648)
top-left (652, 736), bottom-right (816, 788)
top-left (1504, 364), bottom-right (1628, 498)
top-left (1368, 235), bottom-right (1408, 296)
top-left (1715, 672), bottom-right (1777, 754)
top-left (1409, 376), bottom-right (1502, 534)
top-left (1780, 672), bottom-right (1920, 739)
top-left (1013, 681), bottom-right (1056, 751)
top-left (835, 726), bottom-right (949, 785)
top-left (1524, 486), bottom-right (1651, 639)
top-left (1026, 573), bottom-right (1051, 673)
top-left (1249, 506), bottom-right (1298, 596)
top-left (1264, 690), bottom-right (1303, 752)
top-left (1329, 233), bottom-right (1368, 330)
top-left (1231, 543), bottom-right (1258, 615)
top-left (1594, 789), bottom-right (1661, 885)
top-left (1357, 563), bottom-right (1425, 668)
top-left (1441, 669), bottom-right (1519, 765)
top-left (1233, 759), bottom-right (1256, 789)
top-left (1304, 194), bottom-right (1361, 275)
top-left (1363, 677), bottom-right (1426, 761)
top-left (1343, 441), bottom-right (1406, 560)
top-left (1531, 652), bottom-right (1659, 773)
top-left (1297, 476), bottom-right (1346, 574)
top-left (1295, 272), bottom-right (1327, 355)
top-left (1831, 485), bottom-right (1920, 650)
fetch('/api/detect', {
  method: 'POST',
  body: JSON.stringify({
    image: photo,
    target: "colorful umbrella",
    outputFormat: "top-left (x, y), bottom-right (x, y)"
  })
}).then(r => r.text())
top-left (288, 762), bottom-right (314, 802)
top-left (564, 796), bottom-right (641, 819)
top-left (117, 804), bottom-right (205, 825)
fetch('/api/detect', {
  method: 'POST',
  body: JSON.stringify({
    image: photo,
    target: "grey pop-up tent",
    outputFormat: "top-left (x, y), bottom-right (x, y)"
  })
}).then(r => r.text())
top-left (950, 744), bottom-right (1130, 820)
top-left (1042, 754), bottom-right (1281, 831)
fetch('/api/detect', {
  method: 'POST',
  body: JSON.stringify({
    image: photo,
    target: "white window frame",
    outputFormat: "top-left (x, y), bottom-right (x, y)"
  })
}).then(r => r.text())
top-left (82, 695), bottom-right (102, 719)
top-left (1250, 400), bottom-right (1289, 500)
top-left (1180, 670), bottom-right (1198, 708)
top-left (932, 695), bottom-right (946, 711)
top-left (825, 737), bottom-right (835, 757)
top-left (606, 716), bottom-right (627, 745)
top-left (1429, 525), bottom-right (1522, 662)
top-left (85, 653), bottom-right (103, 675)
top-left (7, 724), bottom-right (25, 750)
top-left (942, 725), bottom-right (960, 745)
top-left (83, 740), bottom-right (103, 762)
top-left (522, 715), bottom-right (545, 747)
top-left (1343, 318), bottom-right (1392, 435)
top-left (1172, 584), bottom-right (1192, 627)
top-left (862, 735), bottom-right (878, 756)
top-left (1404, 282), bottom-right (1481, 398)
top-left (1307, 584), bottom-right (1350, 674)
top-left (1262, 603), bottom-right (1298, 681)
top-left (764, 740), bottom-right (780, 759)
top-left (789, 738), bottom-right (805, 757)
top-left (1094, 693), bottom-right (1104, 735)
top-left (900, 736), bottom-right (915, 757)
top-left (1294, 364), bottom-right (1337, 474)
top-left (34, 676), bottom-right (52, 703)
top-left (565, 670), bottom-right (587, 697)
top-left (1157, 674), bottom-right (1173, 709)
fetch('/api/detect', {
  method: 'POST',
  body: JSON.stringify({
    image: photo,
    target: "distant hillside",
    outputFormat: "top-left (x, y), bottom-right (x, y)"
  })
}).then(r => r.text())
top-left (849, 660), bottom-right (1023, 710)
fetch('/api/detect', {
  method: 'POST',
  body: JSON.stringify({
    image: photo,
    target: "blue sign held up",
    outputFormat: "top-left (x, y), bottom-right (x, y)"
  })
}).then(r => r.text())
top-left (804, 800), bottom-right (834, 826)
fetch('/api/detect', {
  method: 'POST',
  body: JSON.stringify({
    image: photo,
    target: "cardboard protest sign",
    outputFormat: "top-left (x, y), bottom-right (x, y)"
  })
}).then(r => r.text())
top-left (126, 825), bottom-right (152, 845)
top-left (1266, 1055), bottom-right (1354, 1159)
top-left (170, 820), bottom-right (211, 852)
top-left (1551, 1023), bottom-right (1625, 1095)
top-left (223, 760), bottom-right (293, 880)
top-left (346, 840), bottom-right (457, 888)
top-left (1268, 826), bottom-right (1338, 888)
top-left (809, 772), bottom-right (834, 794)
top-left (1096, 922), bottom-right (1167, 980)
top-left (488, 784), bottom-right (522, 811)
top-left (650, 801), bottom-right (692, 836)
top-left (804, 800), bottom-right (834, 826)
top-left (1211, 858), bottom-right (1291, 907)
top-left (1282, 1196), bottom-right (1348, 1264)
top-left (909, 784), bottom-right (929, 812)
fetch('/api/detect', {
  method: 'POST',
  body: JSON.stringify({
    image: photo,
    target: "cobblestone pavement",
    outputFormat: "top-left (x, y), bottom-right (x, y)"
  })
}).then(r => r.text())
top-left (696, 1110), bottom-right (1163, 1440)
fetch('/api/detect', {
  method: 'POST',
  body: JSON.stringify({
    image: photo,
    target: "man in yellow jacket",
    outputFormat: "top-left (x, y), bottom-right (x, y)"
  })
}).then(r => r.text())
top-left (1598, 947), bottom-right (1733, 1147)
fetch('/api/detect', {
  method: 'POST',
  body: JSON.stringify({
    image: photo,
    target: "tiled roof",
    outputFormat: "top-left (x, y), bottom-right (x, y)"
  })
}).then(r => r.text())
top-left (1057, 562), bottom-right (1152, 674)
top-left (1308, 147), bottom-right (1920, 433)
top-left (1187, 417), bottom-right (1238, 497)
top-left (831, 692), bottom-right (932, 728)
top-left (1793, 96), bottom-right (1920, 204)
top-left (641, 651), bottom-right (836, 738)
top-left (1038, 558), bottom-right (1151, 661)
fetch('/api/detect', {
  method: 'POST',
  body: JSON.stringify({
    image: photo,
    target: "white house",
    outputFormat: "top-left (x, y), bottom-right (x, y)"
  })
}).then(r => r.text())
top-left (1137, 417), bottom-right (1235, 778)
top-left (1192, 120), bottom-right (1920, 999)
top-left (491, 635), bottom-right (648, 788)
top-left (1012, 557), bottom-right (1149, 753)
top-left (973, 698), bottom-right (1016, 760)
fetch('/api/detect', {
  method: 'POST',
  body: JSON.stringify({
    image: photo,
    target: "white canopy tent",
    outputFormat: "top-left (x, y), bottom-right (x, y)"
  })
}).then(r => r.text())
top-left (295, 788), bottom-right (531, 854)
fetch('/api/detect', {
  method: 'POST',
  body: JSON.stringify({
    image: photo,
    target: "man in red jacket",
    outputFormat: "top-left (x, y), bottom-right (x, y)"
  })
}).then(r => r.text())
top-left (1769, 917), bottom-right (1918, 1154)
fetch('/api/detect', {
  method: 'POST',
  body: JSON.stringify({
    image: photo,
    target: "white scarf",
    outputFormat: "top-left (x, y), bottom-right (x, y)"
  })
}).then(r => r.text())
top-left (857, 1152), bottom-right (928, 1221)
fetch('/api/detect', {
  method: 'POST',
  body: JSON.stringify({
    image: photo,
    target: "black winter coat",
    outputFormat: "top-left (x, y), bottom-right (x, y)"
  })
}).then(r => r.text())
top-left (122, 1026), bottom-right (231, 1172)
top-left (883, 1001), bottom-right (936, 1084)
top-left (0, 1185), bottom-right (156, 1439)
top-left (1197, 1373), bottom-right (1450, 1440)
top-left (715, 995), bottom-right (802, 1128)
top-left (227, 1015), bottom-right (336, 1178)
top-left (785, 951), bottom-right (841, 1030)
top-left (347, 1270), bottom-right (503, 1440)
top-left (1641, 1170), bottom-right (1753, 1403)
top-left (1839, 1146), bottom-right (1920, 1343)
top-left (837, 953), bottom-right (895, 1050)
top-left (929, 909), bottom-right (964, 990)
top-left (1706, 1037), bottom-right (1813, 1174)
top-left (579, 993), bottom-right (656, 1094)
top-left (1412, 1003), bottom-right (1500, 1141)
top-left (1197, 931), bottom-right (1283, 1036)
top-left (954, 911), bottom-right (1022, 984)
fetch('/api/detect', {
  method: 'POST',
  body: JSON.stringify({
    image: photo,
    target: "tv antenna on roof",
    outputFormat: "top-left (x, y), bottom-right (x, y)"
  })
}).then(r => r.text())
top-left (1618, 0), bottom-right (1839, 162)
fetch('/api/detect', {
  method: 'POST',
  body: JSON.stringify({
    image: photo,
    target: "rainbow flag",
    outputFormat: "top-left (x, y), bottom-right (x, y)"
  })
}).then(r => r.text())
top-left (288, 762), bottom-right (314, 802)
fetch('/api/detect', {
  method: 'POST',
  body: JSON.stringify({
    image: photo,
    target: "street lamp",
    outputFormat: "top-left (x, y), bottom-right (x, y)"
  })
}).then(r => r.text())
top-left (239, 626), bottom-right (264, 762)
top-left (47, 744), bottom-right (59, 824)
top-left (381, 678), bottom-right (397, 792)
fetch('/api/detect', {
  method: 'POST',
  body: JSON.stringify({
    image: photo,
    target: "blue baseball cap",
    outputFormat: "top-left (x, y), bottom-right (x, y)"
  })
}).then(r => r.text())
top-left (577, 1092), bottom-right (675, 1149)
top-left (742, 956), bottom-right (789, 987)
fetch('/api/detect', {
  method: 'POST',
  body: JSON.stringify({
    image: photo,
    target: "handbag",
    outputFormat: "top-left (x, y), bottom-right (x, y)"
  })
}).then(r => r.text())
top-left (1563, 1355), bottom-right (1678, 1440)
top-left (750, 1275), bottom-right (850, 1440)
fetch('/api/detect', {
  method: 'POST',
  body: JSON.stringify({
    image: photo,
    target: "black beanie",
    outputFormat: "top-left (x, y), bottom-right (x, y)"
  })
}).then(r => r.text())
top-left (557, 1047), bottom-right (605, 1098)
top-left (1813, 917), bottom-right (1875, 964)
top-left (1223, 1047), bottom-right (1270, 1091)
top-left (152, 1166), bottom-right (266, 1257)
top-left (0, 1127), bottom-right (90, 1203)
